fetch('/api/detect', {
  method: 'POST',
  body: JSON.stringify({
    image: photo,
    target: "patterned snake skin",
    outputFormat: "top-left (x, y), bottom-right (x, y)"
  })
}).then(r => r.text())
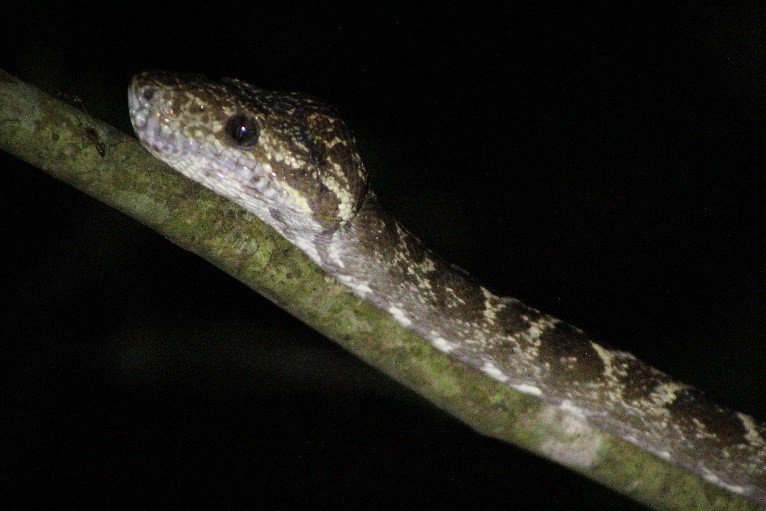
top-left (128, 71), bottom-right (766, 503)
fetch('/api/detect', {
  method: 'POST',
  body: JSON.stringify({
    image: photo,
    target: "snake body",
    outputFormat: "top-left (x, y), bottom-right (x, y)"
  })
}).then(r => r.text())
top-left (128, 71), bottom-right (766, 503)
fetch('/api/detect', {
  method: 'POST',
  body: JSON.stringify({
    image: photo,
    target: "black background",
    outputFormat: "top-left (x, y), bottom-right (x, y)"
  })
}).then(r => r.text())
top-left (2, 2), bottom-right (765, 509)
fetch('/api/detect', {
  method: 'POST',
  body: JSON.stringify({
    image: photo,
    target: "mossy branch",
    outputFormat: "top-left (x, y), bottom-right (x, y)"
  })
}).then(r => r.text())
top-left (0, 69), bottom-right (760, 511)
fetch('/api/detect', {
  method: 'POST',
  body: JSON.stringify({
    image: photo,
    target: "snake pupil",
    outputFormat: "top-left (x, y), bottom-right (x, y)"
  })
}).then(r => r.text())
top-left (225, 114), bottom-right (259, 149)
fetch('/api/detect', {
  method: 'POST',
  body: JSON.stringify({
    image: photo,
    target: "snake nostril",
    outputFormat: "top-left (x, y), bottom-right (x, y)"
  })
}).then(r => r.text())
top-left (142, 87), bottom-right (156, 102)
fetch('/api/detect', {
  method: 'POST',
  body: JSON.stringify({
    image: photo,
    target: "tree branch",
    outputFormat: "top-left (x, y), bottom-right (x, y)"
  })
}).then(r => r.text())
top-left (0, 69), bottom-right (759, 511)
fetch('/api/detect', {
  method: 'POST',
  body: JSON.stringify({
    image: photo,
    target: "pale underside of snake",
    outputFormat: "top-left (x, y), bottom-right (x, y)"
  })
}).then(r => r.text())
top-left (128, 71), bottom-right (766, 504)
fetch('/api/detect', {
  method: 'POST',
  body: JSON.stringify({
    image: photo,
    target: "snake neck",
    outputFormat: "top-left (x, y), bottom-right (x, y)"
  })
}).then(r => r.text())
top-left (316, 189), bottom-right (533, 368)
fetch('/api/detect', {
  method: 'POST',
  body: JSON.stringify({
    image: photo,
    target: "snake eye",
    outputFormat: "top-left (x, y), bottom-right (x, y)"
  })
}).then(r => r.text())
top-left (225, 114), bottom-right (259, 149)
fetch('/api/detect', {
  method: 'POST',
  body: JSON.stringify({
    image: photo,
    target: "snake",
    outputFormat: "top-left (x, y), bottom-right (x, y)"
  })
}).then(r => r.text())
top-left (128, 70), bottom-right (766, 504)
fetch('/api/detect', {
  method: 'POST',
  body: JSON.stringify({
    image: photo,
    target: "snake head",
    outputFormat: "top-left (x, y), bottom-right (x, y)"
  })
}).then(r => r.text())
top-left (128, 71), bottom-right (368, 239)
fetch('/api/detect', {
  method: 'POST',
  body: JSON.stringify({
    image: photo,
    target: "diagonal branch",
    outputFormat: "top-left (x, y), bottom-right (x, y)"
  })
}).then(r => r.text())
top-left (0, 69), bottom-right (759, 511)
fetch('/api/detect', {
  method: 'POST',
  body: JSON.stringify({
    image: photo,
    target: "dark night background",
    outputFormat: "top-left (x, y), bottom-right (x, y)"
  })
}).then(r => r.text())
top-left (2, 2), bottom-right (765, 509)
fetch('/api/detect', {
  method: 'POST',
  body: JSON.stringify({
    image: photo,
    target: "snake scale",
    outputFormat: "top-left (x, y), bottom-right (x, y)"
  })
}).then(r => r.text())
top-left (128, 71), bottom-right (765, 504)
